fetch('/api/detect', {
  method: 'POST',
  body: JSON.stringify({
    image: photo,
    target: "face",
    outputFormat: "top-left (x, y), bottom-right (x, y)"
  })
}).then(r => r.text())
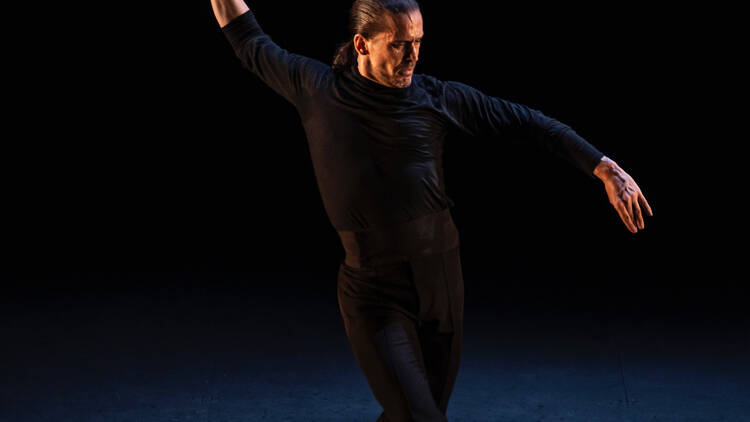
top-left (354, 9), bottom-right (424, 88)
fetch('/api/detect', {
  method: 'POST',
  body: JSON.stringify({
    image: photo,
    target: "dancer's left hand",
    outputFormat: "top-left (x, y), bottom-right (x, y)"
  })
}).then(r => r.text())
top-left (593, 156), bottom-right (653, 233)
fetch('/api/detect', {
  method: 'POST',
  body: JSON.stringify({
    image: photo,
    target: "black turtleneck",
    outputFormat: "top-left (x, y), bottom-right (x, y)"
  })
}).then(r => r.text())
top-left (221, 10), bottom-right (605, 231)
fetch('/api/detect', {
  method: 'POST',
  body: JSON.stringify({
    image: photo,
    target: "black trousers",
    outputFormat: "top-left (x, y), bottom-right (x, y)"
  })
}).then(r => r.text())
top-left (336, 208), bottom-right (464, 421)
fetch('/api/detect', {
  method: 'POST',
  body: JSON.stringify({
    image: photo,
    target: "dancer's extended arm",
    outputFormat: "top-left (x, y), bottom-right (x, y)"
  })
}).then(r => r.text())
top-left (439, 80), bottom-right (653, 233)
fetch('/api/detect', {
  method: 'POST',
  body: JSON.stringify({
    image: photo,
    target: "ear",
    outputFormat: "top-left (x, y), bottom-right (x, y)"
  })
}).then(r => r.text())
top-left (353, 34), bottom-right (369, 55)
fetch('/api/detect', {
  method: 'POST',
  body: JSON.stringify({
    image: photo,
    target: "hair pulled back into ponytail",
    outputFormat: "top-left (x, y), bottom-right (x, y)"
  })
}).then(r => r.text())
top-left (332, 0), bottom-right (421, 73)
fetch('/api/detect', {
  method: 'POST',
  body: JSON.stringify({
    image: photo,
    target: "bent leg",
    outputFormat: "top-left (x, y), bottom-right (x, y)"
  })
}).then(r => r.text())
top-left (374, 319), bottom-right (448, 422)
top-left (341, 315), bottom-right (412, 422)
top-left (418, 319), bottom-right (462, 415)
top-left (409, 246), bottom-right (465, 415)
top-left (341, 313), bottom-right (446, 422)
top-left (336, 245), bottom-right (463, 421)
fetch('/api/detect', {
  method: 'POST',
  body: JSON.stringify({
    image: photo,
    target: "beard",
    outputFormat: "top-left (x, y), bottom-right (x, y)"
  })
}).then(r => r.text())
top-left (392, 76), bottom-right (412, 88)
top-left (392, 68), bottom-right (414, 88)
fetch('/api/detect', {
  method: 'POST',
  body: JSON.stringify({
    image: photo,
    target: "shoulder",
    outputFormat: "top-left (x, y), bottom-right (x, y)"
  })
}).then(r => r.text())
top-left (414, 73), bottom-right (482, 98)
top-left (413, 73), bottom-right (490, 110)
top-left (289, 55), bottom-right (335, 93)
top-left (413, 73), bottom-right (444, 96)
top-left (299, 56), bottom-right (335, 78)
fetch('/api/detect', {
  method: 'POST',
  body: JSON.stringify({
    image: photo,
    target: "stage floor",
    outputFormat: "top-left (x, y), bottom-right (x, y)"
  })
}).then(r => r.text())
top-left (2, 278), bottom-right (748, 421)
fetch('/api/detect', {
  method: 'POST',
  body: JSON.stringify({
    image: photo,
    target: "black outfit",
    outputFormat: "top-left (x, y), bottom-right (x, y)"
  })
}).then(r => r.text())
top-left (222, 10), bottom-right (604, 421)
top-left (336, 208), bottom-right (462, 422)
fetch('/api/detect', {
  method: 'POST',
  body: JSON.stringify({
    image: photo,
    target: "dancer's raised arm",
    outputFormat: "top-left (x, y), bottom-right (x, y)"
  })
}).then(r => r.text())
top-left (210, 0), bottom-right (249, 28)
top-left (210, 2), bottom-right (331, 105)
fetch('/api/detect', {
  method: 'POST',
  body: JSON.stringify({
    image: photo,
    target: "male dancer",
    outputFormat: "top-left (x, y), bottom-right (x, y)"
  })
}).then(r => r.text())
top-left (210, 1), bottom-right (653, 420)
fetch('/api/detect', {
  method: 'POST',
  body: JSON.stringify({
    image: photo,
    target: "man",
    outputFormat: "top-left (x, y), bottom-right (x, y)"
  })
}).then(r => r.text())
top-left (210, 1), bottom-right (652, 420)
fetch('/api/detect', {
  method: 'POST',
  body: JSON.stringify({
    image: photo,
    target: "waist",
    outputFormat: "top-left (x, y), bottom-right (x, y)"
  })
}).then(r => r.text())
top-left (336, 207), bottom-right (459, 269)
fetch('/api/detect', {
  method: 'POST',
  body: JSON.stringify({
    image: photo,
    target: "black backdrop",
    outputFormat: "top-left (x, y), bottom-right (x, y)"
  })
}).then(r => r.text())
top-left (5, 2), bottom-right (739, 314)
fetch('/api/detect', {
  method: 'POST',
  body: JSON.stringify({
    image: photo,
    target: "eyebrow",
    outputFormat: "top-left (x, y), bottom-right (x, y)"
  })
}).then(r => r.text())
top-left (392, 36), bottom-right (424, 43)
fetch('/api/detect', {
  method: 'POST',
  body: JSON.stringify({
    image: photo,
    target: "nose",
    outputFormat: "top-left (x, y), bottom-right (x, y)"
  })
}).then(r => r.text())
top-left (405, 42), bottom-right (419, 63)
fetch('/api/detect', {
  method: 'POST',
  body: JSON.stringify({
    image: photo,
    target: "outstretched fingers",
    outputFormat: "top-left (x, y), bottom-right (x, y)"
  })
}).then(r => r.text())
top-left (639, 191), bottom-right (653, 217)
top-left (601, 163), bottom-right (652, 233)
top-left (615, 199), bottom-right (637, 233)
top-left (632, 195), bottom-right (644, 230)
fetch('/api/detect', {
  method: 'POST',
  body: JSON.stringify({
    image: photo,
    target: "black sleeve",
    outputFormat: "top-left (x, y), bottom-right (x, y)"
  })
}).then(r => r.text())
top-left (440, 79), bottom-right (605, 179)
top-left (221, 10), bottom-right (331, 105)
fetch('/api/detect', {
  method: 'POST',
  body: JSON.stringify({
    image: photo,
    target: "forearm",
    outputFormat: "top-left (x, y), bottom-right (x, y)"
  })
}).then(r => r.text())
top-left (210, 0), bottom-right (249, 28)
top-left (547, 126), bottom-right (606, 179)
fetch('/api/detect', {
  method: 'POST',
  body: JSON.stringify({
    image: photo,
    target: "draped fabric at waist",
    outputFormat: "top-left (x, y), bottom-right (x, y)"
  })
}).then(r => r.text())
top-left (336, 207), bottom-right (460, 269)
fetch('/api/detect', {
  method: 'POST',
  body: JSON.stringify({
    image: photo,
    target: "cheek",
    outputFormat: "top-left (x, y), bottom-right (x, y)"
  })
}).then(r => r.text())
top-left (372, 52), bottom-right (388, 67)
top-left (375, 53), bottom-right (398, 71)
top-left (387, 52), bottom-right (403, 68)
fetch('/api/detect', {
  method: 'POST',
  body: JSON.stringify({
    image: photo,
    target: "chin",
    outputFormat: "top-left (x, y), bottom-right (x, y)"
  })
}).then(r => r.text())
top-left (393, 76), bottom-right (413, 88)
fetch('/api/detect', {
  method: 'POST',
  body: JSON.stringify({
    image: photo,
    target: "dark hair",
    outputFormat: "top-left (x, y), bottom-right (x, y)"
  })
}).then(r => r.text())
top-left (332, 0), bottom-right (421, 73)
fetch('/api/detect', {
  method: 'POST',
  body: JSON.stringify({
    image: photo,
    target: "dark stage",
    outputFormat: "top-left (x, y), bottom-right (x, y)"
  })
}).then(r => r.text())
top-left (3, 1), bottom-right (742, 421)
top-left (2, 275), bottom-right (747, 421)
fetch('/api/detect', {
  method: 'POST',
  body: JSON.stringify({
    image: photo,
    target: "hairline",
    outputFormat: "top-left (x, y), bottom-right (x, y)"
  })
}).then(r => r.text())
top-left (369, 9), bottom-right (424, 43)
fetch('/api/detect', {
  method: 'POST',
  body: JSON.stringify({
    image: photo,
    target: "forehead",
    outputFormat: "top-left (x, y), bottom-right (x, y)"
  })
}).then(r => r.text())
top-left (381, 10), bottom-right (424, 41)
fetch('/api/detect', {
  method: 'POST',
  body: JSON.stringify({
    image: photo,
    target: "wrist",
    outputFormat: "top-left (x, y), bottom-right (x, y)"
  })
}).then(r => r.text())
top-left (593, 156), bottom-right (618, 181)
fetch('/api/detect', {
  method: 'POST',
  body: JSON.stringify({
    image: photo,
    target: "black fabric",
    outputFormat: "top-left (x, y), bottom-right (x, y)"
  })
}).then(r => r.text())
top-left (337, 245), bottom-right (464, 421)
top-left (337, 207), bottom-right (463, 420)
top-left (221, 10), bottom-right (605, 420)
top-left (337, 207), bottom-right (462, 333)
top-left (336, 207), bottom-right (459, 270)
top-left (221, 10), bottom-right (606, 232)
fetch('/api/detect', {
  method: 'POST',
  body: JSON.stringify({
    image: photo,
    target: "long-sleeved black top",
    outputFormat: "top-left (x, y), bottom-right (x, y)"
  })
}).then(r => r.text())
top-left (222, 10), bottom-right (605, 232)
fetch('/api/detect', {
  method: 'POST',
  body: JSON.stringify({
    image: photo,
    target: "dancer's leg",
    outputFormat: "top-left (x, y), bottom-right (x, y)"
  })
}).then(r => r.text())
top-left (408, 246), bottom-right (465, 415)
top-left (338, 263), bottom-right (447, 422)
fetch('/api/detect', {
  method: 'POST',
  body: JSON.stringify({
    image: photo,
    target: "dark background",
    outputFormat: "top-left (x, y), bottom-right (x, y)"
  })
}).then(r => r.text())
top-left (2, 3), bottom-right (746, 421)
top-left (4, 2), bottom-right (739, 314)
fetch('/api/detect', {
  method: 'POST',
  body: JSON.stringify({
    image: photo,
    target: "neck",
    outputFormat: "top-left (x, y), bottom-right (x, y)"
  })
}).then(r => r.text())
top-left (356, 58), bottom-right (381, 85)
